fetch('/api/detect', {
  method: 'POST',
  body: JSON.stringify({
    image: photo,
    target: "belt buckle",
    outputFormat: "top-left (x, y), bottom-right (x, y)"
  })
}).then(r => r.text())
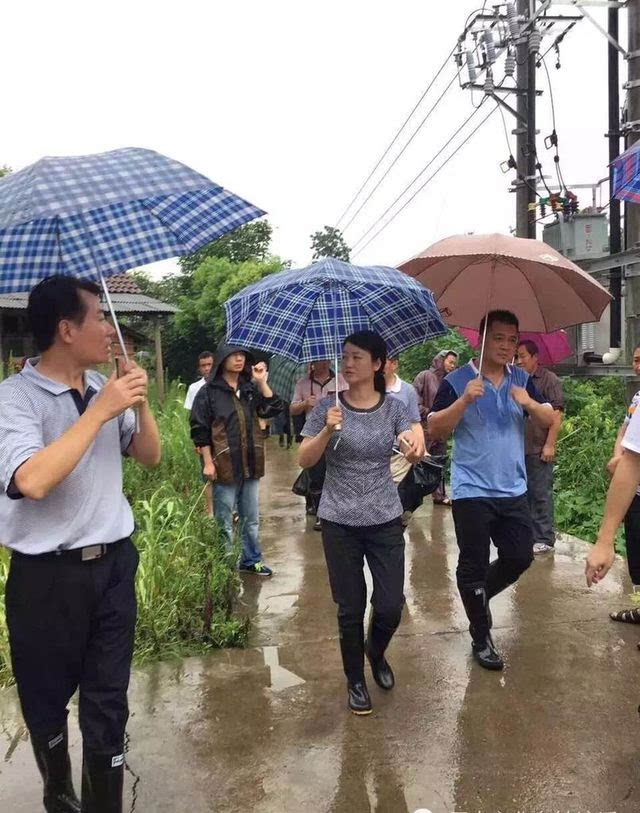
top-left (81, 545), bottom-right (104, 562)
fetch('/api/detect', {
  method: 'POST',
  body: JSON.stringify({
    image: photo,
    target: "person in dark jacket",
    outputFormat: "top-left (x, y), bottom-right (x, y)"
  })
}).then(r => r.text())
top-left (413, 350), bottom-right (458, 505)
top-left (190, 342), bottom-right (283, 577)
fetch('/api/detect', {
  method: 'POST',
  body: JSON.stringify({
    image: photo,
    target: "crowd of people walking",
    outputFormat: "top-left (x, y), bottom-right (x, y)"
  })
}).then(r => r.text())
top-left (1, 275), bottom-right (638, 811)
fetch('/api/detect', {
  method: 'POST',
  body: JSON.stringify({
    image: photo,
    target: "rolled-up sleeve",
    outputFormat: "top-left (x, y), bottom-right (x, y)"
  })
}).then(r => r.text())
top-left (0, 389), bottom-right (44, 499)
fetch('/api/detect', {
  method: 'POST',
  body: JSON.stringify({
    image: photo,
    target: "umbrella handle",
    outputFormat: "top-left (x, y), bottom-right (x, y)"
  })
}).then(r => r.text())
top-left (99, 272), bottom-right (140, 433)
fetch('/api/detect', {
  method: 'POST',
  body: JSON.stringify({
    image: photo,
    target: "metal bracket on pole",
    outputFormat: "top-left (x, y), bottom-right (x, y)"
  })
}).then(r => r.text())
top-left (570, 1), bottom-right (628, 55)
top-left (622, 118), bottom-right (640, 132)
top-left (624, 79), bottom-right (640, 89)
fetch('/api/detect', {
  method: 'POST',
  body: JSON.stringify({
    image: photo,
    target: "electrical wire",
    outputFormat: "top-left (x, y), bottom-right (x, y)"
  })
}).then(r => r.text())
top-left (341, 68), bottom-right (464, 234)
top-left (539, 54), bottom-right (569, 194)
top-left (350, 100), bottom-right (488, 252)
top-left (352, 102), bottom-right (499, 257)
top-left (335, 41), bottom-right (460, 228)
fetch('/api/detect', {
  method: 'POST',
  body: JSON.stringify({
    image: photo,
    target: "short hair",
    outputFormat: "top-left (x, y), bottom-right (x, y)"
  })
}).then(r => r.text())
top-left (198, 351), bottom-right (214, 360)
top-left (27, 275), bottom-right (102, 353)
top-left (517, 339), bottom-right (539, 357)
top-left (479, 309), bottom-right (519, 335)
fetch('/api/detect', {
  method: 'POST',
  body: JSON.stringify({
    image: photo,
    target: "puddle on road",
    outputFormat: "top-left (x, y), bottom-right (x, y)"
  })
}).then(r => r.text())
top-left (262, 645), bottom-right (305, 691)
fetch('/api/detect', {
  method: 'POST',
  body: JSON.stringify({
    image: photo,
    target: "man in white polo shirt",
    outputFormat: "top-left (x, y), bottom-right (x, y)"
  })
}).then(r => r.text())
top-left (0, 276), bottom-right (161, 813)
top-left (587, 391), bottom-right (640, 588)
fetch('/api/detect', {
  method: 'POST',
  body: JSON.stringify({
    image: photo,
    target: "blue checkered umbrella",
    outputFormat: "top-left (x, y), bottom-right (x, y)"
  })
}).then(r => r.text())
top-left (224, 258), bottom-right (447, 365)
top-left (0, 147), bottom-right (265, 367)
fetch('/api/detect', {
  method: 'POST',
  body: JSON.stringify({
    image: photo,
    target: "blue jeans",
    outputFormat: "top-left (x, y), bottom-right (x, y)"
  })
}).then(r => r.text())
top-left (213, 479), bottom-right (262, 568)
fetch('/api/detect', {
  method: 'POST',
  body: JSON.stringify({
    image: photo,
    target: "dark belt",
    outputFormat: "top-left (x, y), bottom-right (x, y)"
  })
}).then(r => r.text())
top-left (12, 537), bottom-right (129, 563)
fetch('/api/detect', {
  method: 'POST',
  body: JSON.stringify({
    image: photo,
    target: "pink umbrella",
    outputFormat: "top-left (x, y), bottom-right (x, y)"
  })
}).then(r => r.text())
top-left (398, 233), bottom-right (610, 370)
top-left (398, 233), bottom-right (611, 333)
top-left (458, 327), bottom-right (572, 366)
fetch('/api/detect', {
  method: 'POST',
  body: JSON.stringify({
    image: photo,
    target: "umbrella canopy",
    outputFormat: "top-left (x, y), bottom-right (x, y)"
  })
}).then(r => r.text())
top-left (224, 258), bottom-right (447, 364)
top-left (267, 356), bottom-right (309, 403)
top-left (398, 233), bottom-right (611, 333)
top-left (612, 141), bottom-right (640, 204)
top-left (458, 327), bottom-right (572, 365)
top-left (0, 147), bottom-right (265, 293)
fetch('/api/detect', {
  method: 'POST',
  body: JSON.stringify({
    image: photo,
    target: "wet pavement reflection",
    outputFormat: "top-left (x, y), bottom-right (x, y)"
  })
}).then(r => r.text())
top-left (2, 442), bottom-right (640, 812)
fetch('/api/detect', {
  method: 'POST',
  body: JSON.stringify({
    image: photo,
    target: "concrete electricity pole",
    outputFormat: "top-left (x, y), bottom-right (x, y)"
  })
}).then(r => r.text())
top-left (516, 0), bottom-right (537, 239)
top-left (625, 0), bottom-right (640, 357)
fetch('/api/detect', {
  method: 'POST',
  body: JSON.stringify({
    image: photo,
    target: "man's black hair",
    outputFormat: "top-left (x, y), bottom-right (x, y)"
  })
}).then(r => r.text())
top-left (478, 309), bottom-right (519, 336)
top-left (198, 351), bottom-right (214, 360)
top-left (27, 275), bottom-right (102, 353)
top-left (517, 339), bottom-right (539, 357)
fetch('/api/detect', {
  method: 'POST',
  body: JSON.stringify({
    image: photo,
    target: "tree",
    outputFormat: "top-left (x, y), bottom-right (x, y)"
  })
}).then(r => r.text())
top-left (310, 225), bottom-right (351, 262)
top-left (179, 220), bottom-right (273, 275)
top-left (0, 166), bottom-right (12, 179)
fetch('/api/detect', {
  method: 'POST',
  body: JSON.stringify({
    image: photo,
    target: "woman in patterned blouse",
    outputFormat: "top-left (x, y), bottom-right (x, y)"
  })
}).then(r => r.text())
top-left (299, 331), bottom-right (423, 715)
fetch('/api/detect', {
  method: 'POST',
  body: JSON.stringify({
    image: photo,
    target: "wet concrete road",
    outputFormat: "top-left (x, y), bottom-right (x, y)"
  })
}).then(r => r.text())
top-left (2, 442), bottom-right (640, 812)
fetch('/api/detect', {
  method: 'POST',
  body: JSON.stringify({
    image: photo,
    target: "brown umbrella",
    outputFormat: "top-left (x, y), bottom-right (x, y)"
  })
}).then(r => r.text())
top-left (398, 233), bottom-right (611, 334)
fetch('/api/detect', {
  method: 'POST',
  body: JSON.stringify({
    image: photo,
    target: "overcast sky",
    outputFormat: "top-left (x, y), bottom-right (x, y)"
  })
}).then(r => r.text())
top-left (2, 1), bottom-right (620, 277)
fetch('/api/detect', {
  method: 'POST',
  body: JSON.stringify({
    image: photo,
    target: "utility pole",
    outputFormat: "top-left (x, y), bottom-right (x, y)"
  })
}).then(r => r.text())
top-left (608, 4), bottom-right (622, 355)
top-left (625, 0), bottom-right (640, 359)
top-left (515, 0), bottom-right (537, 238)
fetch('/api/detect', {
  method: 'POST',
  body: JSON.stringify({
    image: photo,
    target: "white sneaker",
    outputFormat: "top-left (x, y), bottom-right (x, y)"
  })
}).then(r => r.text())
top-left (533, 542), bottom-right (555, 555)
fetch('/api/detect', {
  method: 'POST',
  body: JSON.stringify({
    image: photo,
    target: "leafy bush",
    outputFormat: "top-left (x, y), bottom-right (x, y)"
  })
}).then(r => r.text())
top-left (554, 377), bottom-right (627, 551)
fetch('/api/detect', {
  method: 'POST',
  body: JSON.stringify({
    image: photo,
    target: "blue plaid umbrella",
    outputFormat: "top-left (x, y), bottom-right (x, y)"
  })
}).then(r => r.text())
top-left (612, 141), bottom-right (640, 204)
top-left (0, 147), bottom-right (265, 361)
top-left (224, 258), bottom-right (446, 365)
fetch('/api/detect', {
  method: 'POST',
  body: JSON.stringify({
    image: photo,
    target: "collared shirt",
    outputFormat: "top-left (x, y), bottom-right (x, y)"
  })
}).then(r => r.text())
top-left (184, 377), bottom-right (206, 410)
top-left (0, 359), bottom-right (136, 554)
top-left (292, 373), bottom-right (348, 415)
top-left (621, 389), bottom-right (640, 496)
top-left (524, 366), bottom-right (564, 456)
top-left (430, 361), bottom-right (548, 500)
top-left (385, 375), bottom-right (421, 423)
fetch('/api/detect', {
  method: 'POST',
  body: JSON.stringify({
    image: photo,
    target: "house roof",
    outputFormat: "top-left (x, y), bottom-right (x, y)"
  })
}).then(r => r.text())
top-left (0, 291), bottom-right (178, 316)
top-left (105, 273), bottom-right (144, 295)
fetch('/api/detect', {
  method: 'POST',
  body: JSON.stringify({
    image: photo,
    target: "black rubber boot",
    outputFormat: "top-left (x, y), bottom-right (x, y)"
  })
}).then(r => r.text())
top-left (459, 583), bottom-right (504, 671)
top-left (81, 750), bottom-right (124, 813)
top-left (365, 612), bottom-right (396, 690)
top-left (338, 623), bottom-right (372, 714)
top-left (347, 682), bottom-right (372, 715)
top-left (31, 725), bottom-right (81, 813)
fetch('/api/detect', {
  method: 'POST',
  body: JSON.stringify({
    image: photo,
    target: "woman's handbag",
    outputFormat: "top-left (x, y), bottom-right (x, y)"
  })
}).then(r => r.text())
top-left (397, 454), bottom-right (447, 513)
top-left (292, 468), bottom-right (311, 497)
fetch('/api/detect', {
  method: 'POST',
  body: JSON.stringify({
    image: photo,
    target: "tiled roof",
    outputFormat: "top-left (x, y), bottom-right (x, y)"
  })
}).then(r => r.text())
top-left (0, 291), bottom-right (178, 316)
top-left (105, 273), bottom-right (143, 295)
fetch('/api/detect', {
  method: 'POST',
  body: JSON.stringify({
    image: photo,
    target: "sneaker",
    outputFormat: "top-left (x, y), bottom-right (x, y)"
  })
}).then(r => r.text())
top-left (239, 562), bottom-right (273, 577)
top-left (313, 517), bottom-right (322, 532)
top-left (533, 542), bottom-right (555, 555)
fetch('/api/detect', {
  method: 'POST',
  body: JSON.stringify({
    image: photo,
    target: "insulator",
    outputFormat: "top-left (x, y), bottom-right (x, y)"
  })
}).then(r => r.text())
top-left (483, 30), bottom-right (497, 64)
top-left (504, 52), bottom-right (516, 77)
top-left (506, 3), bottom-right (520, 37)
top-left (484, 71), bottom-right (495, 95)
top-left (466, 49), bottom-right (477, 82)
top-left (454, 45), bottom-right (464, 67)
top-left (529, 28), bottom-right (542, 55)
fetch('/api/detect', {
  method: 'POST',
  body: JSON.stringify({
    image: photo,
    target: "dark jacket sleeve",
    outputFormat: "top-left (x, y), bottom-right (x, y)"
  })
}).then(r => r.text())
top-left (190, 386), bottom-right (214, 447)
top-left (255, 388), bottom-right (284, 419)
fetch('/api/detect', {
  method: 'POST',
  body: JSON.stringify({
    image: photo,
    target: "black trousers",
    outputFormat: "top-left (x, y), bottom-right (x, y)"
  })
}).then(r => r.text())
top-left (5, 538), bottom-right (138, 755)
top-left (624, 494), bottom-right (640, 586)
top-left (452, 495), bottom-right (533, 599)
top-left (322, 518), bottom-right (405, 682)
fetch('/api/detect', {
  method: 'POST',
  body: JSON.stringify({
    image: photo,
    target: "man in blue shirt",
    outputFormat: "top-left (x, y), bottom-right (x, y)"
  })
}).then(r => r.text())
top-left (429, 310), bottom-right (553, 670)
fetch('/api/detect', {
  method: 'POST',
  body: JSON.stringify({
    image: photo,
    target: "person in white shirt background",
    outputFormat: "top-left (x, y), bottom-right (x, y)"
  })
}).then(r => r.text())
top-left (184, 351), bottom-right (214, 517)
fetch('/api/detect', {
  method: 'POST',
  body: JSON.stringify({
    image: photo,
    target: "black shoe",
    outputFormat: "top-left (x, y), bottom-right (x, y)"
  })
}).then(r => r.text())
top-left (471, 634), bottom-right (504, 671)
top-left (365, 642), bottom-right (395, 690)
top-left (279, 437), bottom-right (285, 447)
top-left (313, 517), bottom-right (322, 532)
top-left (239, 562), bottom-right (274, 577)
top-left (347, 682), bottom-right (372, 715)
top-left (31, 726), bottom-right (81, 813)
top-left (81, 749), bottom-right (124, 813)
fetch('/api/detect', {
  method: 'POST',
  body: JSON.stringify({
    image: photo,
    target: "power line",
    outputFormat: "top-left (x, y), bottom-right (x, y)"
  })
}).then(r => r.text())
top-left (350, 101), bottom-right (488, 252)
top-left (353, 102), bottom-right (499, 257)
top-left (341, 68), bottom-right (462, 234)
top-left (335, 41), bottom-right (460, 229)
